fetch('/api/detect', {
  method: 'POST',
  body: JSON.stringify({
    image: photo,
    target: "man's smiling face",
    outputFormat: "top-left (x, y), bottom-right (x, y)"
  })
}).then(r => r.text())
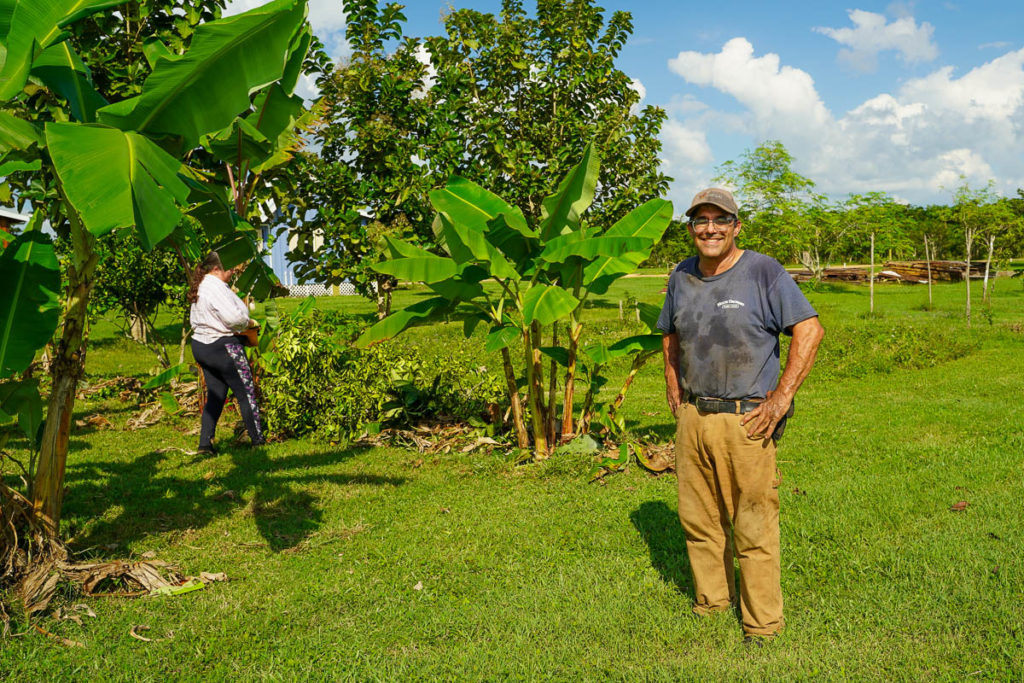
top-left (688, 204), bottom-right (742, 263)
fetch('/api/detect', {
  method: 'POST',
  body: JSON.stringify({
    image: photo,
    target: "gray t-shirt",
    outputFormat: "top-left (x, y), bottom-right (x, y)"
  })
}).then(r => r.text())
top-left (657, 250), bottom-right (817, 400)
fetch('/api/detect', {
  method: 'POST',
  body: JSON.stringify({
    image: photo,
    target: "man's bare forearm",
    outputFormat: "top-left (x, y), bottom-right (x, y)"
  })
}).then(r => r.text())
top-left (662, 332), bottom-right (682, 413)
top-left (775, 316), bottom-right (825, 402)
top-left (741, 316), bottom-right (824, 437)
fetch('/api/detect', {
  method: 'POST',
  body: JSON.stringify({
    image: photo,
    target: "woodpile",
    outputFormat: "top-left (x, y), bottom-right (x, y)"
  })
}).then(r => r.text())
top-left (791, 266), bottom-right (870, 283)
top-left (790, 260), bottom-right (992, 284)
top-left (882, 260), bottom-right (989, 282)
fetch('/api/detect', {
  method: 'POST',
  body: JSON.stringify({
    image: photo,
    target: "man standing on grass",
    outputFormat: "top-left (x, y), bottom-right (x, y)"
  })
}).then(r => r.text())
top-left (657, 188), bottom-right (824, 646)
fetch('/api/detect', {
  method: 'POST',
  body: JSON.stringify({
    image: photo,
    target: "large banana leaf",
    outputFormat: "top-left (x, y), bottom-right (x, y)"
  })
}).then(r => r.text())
top-left (46, 122), bottom-right (189, 248)
top-left (203, 84), bottom-right (304, 167)
top-left (0, 228), bottom-right (60, 376)
top-left (429, 175), bottom-right (530, 235)
top-left (539, 235), bottom-right (650, 263)
top-left (485, 324), bottom-right (522, 353)
top-left (484, 212), bottom-right (539, 267)
top-left (31, 42), bottom-right (107, 122)
top-left (608, 334), bottom-right (662, 355)
top-left (232, 257), bottom-right (280, 300)
top-left (355, 297), bottom-right (451, 348)
top-left (0, 109), bottom-right (43, 151)
top-left (538, 142), bottom-right (600, 240)
top-left (0, 0), bottom-right (122, 99)
top-left (433, 212), bottom-right (519, 280)
top-left (384, 236), bottom-right (435, 260)
top-left (604, 198), bottom-right (674, 239)
top-left (96, 0), bottom-right (307, 147)
top-left (582, 255), bottom-right (638, 286)
top-left (373, 256), bottom-right (459, 284)
top-left (521, 284), bottom-right (579, 326)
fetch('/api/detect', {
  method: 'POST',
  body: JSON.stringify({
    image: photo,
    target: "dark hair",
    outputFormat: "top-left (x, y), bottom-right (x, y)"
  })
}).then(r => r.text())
top-left (187, 251), bottom-right (224, 304)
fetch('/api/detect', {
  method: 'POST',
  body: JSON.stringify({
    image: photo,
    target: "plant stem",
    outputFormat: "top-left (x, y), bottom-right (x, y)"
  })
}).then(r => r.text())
top-left (546, 323), bottom-right (558, 446)
top-left (500, 347), bottom-right (529, 449)
top-left (560, 318), bottom-right (581, 441)
top-left (523, 323), bottom-right (548, 459)
top-left (609, 351), bottom-right (657, 417)
top-left (32, 211), bottom-right (98, 534)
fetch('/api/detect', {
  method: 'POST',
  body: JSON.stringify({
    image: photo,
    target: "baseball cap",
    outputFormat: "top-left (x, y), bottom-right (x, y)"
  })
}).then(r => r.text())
top-left (685, 188), bottom-right (739, 218)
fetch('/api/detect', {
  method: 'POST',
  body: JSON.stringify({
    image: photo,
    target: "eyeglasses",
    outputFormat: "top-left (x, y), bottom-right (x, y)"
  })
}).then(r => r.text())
top-left (689, 216), bottom-right (736, 228)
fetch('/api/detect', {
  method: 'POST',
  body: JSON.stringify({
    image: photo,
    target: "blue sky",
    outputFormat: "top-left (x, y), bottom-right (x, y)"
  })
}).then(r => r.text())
top-left (227, 0), bottom-right (1024, 208)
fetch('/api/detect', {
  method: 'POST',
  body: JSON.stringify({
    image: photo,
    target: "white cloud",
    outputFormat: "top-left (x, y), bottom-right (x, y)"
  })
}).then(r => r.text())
top-left (668, 37), bottom-right (832, 142)
top-left (665, 40), bottom-right (1024, 204)
top-left (411, 44), bottom-right (437, 99)
top-left (814, 9), bottom-right (938, 73)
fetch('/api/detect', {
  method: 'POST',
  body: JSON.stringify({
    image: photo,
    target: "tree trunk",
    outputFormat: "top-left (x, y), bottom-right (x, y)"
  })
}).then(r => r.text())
top-left (128, 306), bottom-right (147, 344)
top-left (924, 235), bottom-right (933, 307)
top-left (965, 228), bottom-right (973, 327)
top-left (32, 215), bottom-right (98, 535)
top-left (500, 347), bottom-right (529, 449)
top-left (560, 319), bottom-right (581, 441)
top-left (982, 234), bottom-right (995, 305)
top-left (375, 275), bottom-right (393, 320)
top-left (869, 232), bottom-right (875, 314)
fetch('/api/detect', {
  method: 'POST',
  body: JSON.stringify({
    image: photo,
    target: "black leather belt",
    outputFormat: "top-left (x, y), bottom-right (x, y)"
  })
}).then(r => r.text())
top-left (688, 396), bottom-right (763, 414)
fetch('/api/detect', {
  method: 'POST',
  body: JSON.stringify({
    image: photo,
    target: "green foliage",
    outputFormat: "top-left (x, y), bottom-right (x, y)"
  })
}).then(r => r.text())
top-left (256, 309), bottom-right (505, 441)
top-left (358, 143), bottom-right (672, 456)
top-left (88, 229), bottom-right (185, 331)
top-left (0, 227), bottom-right (61, 376)
top-left (287, 0), bottom-right (670, 316)
top-left (810, 320), bottom-right (978, 380)
top-left (288, 1), bottom-right (433, 313)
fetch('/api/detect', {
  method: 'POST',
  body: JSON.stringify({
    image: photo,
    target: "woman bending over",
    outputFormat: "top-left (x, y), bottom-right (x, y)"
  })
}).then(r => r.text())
top-left (188, 252), bottom-right (264, 454)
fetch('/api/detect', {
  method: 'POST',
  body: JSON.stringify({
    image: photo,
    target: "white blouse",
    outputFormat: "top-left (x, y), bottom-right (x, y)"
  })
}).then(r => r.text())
top-left (190, 274), bottom-right (250, 344)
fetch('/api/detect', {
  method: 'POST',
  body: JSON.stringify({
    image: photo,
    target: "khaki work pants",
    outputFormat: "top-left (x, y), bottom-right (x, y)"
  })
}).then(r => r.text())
top-left (675, 402), bottom-right (783, 637)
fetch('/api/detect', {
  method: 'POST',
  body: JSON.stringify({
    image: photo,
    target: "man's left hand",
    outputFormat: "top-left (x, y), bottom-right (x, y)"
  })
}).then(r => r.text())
top-left (740, 389), bottom-right (790, 439)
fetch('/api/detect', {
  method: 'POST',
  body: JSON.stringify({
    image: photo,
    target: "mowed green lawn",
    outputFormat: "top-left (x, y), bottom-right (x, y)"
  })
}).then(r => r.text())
top-left (2, 273), bottom-right (1023, 681)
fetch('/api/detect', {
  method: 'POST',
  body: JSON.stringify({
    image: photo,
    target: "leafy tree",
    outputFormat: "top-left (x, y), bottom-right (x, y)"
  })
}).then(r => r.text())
top-left (356, 144), bottom-right (672, 458)
top-left (287, 0), bottom-right (670, 316)
top-left (713, 140), bottom-right (816, 264)
top-left (290, 0), bottom-right (433, 318)
top-left (949, 179), bottom-right (996, 326)
top-left (0, 0), bottom-right (311, 564)
top-left (422, 0), bottom-right (669, 225)
top-left (87, 231), bottom-right (185, 358)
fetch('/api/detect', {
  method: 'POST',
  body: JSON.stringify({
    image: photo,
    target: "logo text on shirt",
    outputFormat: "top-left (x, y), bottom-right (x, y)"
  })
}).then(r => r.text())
top-left (716, 299), bottom-right (745, 310)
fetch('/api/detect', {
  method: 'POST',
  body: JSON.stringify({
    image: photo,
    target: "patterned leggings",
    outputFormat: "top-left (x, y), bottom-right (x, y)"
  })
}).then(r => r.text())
top-left (191, 337), bottom-right (264, 448)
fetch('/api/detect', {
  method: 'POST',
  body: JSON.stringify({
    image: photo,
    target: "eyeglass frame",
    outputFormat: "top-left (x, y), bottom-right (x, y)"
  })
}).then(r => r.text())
top-left (688, 214), bottom-right (738, 229)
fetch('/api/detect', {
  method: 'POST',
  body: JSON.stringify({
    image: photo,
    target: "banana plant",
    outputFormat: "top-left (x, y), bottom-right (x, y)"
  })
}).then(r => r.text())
top-left (356, 143), bottom-right (672, 459)
top-left (0, 221), bottom-right (61, 450)
top-left (0, 0), bottom-right (311, 533)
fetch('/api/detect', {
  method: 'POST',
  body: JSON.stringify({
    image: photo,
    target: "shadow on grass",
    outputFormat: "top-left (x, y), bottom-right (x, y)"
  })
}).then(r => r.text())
top-left (630, 500), bottom-right (692, 597)
top-left (65, 444), bottom-right (406, 553)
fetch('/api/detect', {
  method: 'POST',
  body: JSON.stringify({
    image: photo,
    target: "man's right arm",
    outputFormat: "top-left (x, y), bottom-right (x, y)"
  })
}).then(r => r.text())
top-left (662, 332), bottom-right (682, 415)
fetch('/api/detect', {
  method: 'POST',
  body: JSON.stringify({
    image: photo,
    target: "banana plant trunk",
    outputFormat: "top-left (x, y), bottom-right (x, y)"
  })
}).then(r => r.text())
top-left (560, 319), bottom-right (581, 441)
top-left (32, 216), bottom-right (98, 535)
top-left (500, 347), bottom-right (530, 449)
top-left (545, 324), bottom-right (558, 446)
top-left (524, 322), bottom-right (548, 459)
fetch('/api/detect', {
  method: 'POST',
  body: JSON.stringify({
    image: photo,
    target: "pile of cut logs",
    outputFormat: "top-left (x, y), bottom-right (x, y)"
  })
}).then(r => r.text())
top-left (790, 261), bottom-right (991, 284)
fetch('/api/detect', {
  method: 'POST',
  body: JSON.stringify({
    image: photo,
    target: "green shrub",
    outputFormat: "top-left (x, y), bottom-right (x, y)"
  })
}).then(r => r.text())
top-left (256, 310), bottom-right (505, 441)
top-left (808, 320), bottom-right (979, 380)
